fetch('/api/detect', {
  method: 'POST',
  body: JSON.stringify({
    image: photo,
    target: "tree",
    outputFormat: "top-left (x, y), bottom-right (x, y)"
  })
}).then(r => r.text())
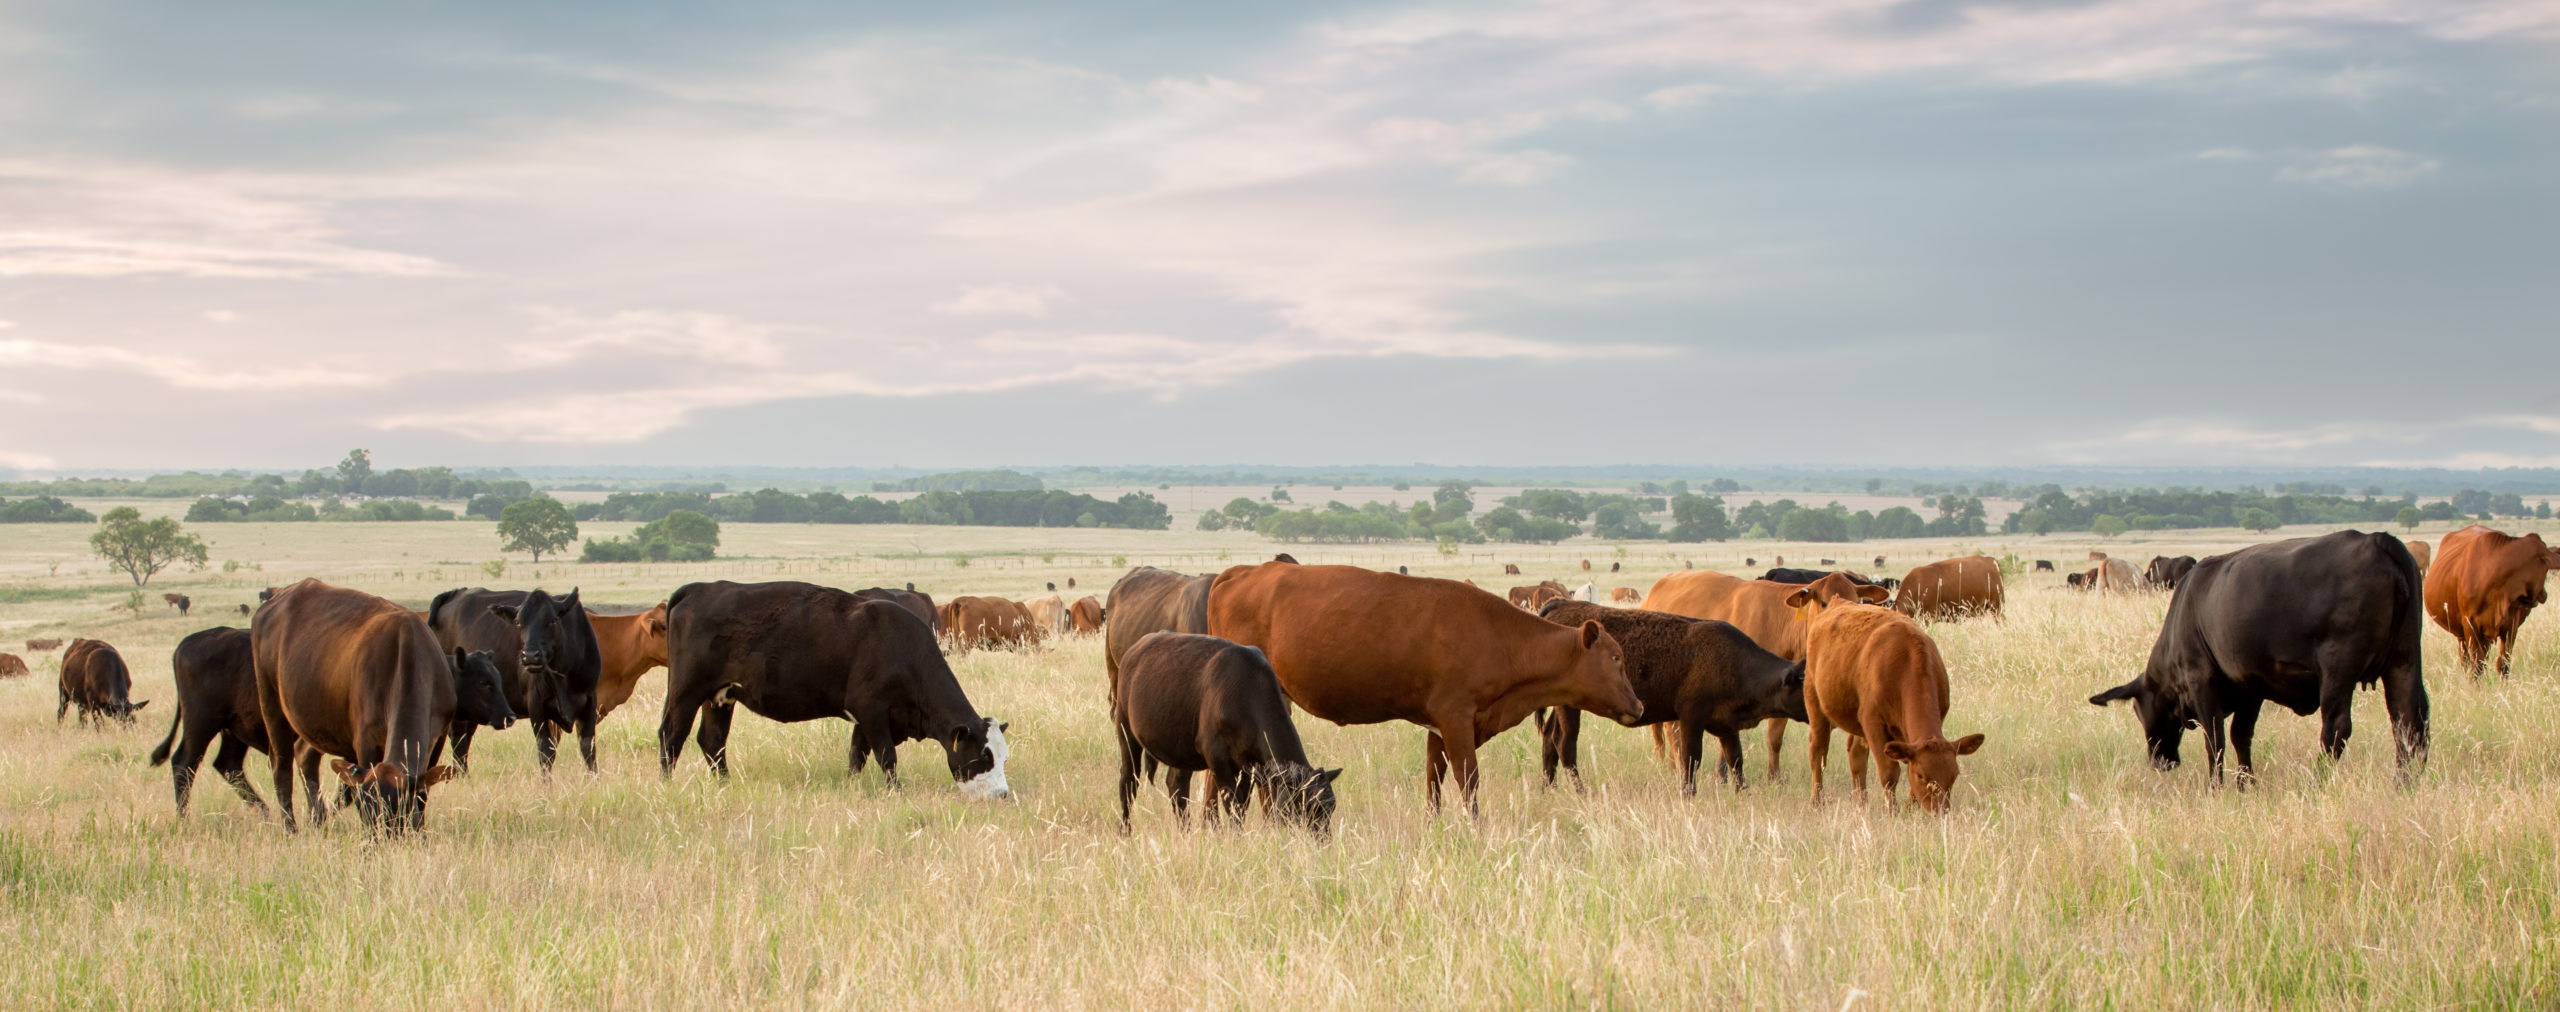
top-left (1668, 493), bottom-right (1731, 542)
top-left (2237, 508), bottom-right (2281, 533)
top-left (2091, 514), bottom-right (2129, 538)
top-left (1432, 480), bottom-right (1474, 516)
top-left (89, 507), bottom-right (209, 586)
top-left (335, 449), bottom-right (373, 495)
top-left (497, 498), bottom-right (578, 562)
top-left (2395, 506), bottom-right (2423, 529)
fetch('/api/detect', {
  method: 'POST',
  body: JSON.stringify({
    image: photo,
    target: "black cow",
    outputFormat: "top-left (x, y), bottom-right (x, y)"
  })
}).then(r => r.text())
top-left (2034, 560), bottom-right (2056, 572)
top-left (1761, 568), bottom-right (1901, 593)
top-left (1534, 600), bottom-right (1809, 795)
top-left (2146, 555), bottom-right (2198, 591)
top-left (658, 581), bottom-right (1010, 797)
top-left (430, 587), bottom-right (603, 774)
top-left (2090, 531), bottom-right (2427, 785)
top-left (1113, 632), bottom-right (1339, 832)
top-left (150, 627), bottom-right (267, 815)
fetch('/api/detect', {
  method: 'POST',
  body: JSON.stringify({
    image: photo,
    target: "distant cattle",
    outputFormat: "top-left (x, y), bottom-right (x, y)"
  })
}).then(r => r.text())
top-left (1067, 577), bottom-right (1077, 589)
top-left (588, 601), bottom-right (671, 719)
top-left (2033, 560), bottom-right (2055, 572)
top-left (1534, 600), bottom-right (1808, 795)
top-left (1581, 559), bottom-right (1592, 571)
top-left (2146, 555), bottom-right (2198, 591)
top-left (2067, 571), bottom-right (2090, 589)
top-left (2097, 557), bottom-right (2143, 595)
top-left (939, 596), bottom-right (1042, 651)
top-left (59, 638), bottom-right (146, 726)
top-left (2425, 524), bottom-right (2555, 677)
top-left (1506, 581), bottom-right (1568, 611)
top-left (658, 581), bottom-right (1009, 798)
top-left (253, 579), bottom-right (515, 832)
top-left (1893, 557), bottom-right (2005, 620)
top-left (1611, 562), bottom-right (1621, 572)
top-left (429, 587), bottom-right (604, 774)
top-left (1573, 582), bottom-right (1599, 603)
top-left (1873, 556), bottom-right (1886, 568)
top-left (1787, 585), bottom-right (1983, 812)
top-left (1068, 595), bottom-right (1106, 634)
top-left (1207, 563), bottom-right (1640, 814)
top-left (1762, 568), bottom-right (1897, 592)
top-left (0, 653), bottom-right (24, 678)
top-left (1744, 558), bottom-right (1757, 568)
top-left (853, 586), bottom-right (940, 633)
top-left (1504, 564), bottom-right (1522, 576)
top-left (2093, 531), bottom-right (2427, 783)
top-left (25, 637), bottom-right (62, 651)
top-left (1106, 567), bottom-right (1216, 695)
top-left (1635, 571), bottom-right (1881, 778)
top-left (1774, 555), bottom-right (1785, 566)
top-left (163, 593), bottom-right (191, 616)
top-left (2407, 540), bottom-right (2431, 574)
top-left (1024, 594), bottom-right (1070, 637)
top-left (2089, 551), bottom-right (2110, 561)
top-left (235, 604), bottom-right (251, 616)
top-left (1609, 587), bottom-right (1642, 604)
top-left (1113, 632), bottom-right (1339, 833)
top-left (1818, 558), bottom-right (1835, 566)
top-left (1398, 566), bottom-right (1407, 575)
top-left (1045, 582), bottom-right (1056, 592)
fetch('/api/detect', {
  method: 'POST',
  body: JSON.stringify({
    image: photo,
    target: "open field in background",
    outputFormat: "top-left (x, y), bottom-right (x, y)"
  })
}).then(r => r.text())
top-left (5, 517), bottom-right (2559, 1006)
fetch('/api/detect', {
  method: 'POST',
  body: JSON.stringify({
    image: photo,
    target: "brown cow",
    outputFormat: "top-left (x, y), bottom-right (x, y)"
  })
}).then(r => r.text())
top-left (1106, 567), bottom-right (1216, 694)
top-left (1893, 556), bottom-right (2006, 619)
top-left (253, 579), bottom-right (515, 832)
top-left (1024, 594), bottom-right (1070, 636)
top-left (1068, 595), bottom-right (1105, 634)
top-left (588, 601), bottom-right (670, 718)
top-left (0, 653), bottom-right (25, 678)
top-left (1506, 580), bottom-right (1567, 610)
top-left (2097, 557), bottom-right (2143, 595)
top-left (26, 637), bottom-right (63, 651)
top-left (1206, 563), bottom-right (1640, 814)
top-left (1609, 587), bottom-right (1642, 605)
top-left (1580, 559), bottom-right (1592, 571)
top-left (59, 638), bottom-right (146, 726)
top-left (2425, 525), bottom-right (2556, 677)
top-left (163, 592), bottom-right (191, 616)
top-left (939, 596), bottom-right (1041, 651)
top-left (2408, 540), bottom-right (2432, 574)
top-left (1787, 587), bottom-right (1983, 812)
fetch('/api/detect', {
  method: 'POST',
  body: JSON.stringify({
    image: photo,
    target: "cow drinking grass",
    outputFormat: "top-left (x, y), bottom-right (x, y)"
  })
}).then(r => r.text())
top-left (1113, 632), bottom-right (1340, 833)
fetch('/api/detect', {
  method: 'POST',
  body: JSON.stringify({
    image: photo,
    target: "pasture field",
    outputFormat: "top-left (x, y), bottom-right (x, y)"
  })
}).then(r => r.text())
top-left (4, 516), bottom-right (2559, 1008)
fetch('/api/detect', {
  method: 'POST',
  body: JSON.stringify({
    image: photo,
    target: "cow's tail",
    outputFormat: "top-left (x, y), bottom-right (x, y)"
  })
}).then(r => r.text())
top-left (148, 704), bottom-right (182, 766)
top-left (426, 587), bottom-right (463, 628)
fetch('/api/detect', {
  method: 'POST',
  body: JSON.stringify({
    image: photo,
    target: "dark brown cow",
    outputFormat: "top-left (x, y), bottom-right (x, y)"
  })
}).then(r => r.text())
top-left (588, 601), bottom-right (670, 718)
top-left (1504, 563), bottom-right (1522, 576)
top-left (2034, 560), bottom-right (2056, 572)
top-left (2425, 524), bottom-right (2556, 677)
top-left (428, 587), bottom-right (603, 774)
top-left (1787, 586), bottom-right (1983, 813)
top-left (58, 638), bottom-right (146, 726)
top-left (853, 586), bottom-right (939, 633)
top-left (2146, 555), bottom-right (2198, 591)
top-left (1105, 567), bottom-right (1216, 693)
top-left (150, 626), bottom-right (270, 815)
top-left (1893, 556), bottom-right (2006, 619)
top-left (1533, 600), bottom-right (1808, 795)
top-left (236, 604), bottom-right (252, 616)
top-left (1114, 632), bottom-right (1339, 832)
top-left (1068, 595), bottom-right (1105, 634)
top-left (253, 579), bottom-right (515, 832)
top-left (938, 595), bottom-right (1040, 651)
top-left (1206, 563), bottom-right (1640, 814)
top-left (163, 592), bottom-right (191, 616)
top-left (0, 653), bottom-right (24, 678)
top-left (25, 637), bottom-right (63, 651)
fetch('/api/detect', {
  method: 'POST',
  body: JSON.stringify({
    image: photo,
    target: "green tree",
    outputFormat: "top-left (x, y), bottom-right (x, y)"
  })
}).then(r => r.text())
top-left (2091, 514), bottom-right (2129, 538)
top-left (335, 448), bottom-right (373, 495)
top-left (1668, 493), bottom-right (1731, 542)
top-left (2238, 508), bottom-right (2281, 533)
top-left (2395, 506), bottom-right (2423, 529)
top-left (89, 506), bottom-right (209, 586)
top-left (1432, 480), bottom-right (1474, 516)
top-left (497, 497), bottom-right (579, 562)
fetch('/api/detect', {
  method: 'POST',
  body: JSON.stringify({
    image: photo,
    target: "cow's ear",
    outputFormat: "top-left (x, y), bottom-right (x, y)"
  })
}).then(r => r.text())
top-left (131, 700), bottom-right (149, 711)
top-left (451, 646), bottom-right (469, 668)
top-left (1786, 662), bottom-right (1806, 689)
top-left (2088, 679), bottom-right (2142, 706)
top-left (994, 719), bottom-right (1009, 734)
top-left (950, 725), bottom-right (971, 750)
top-left (1783, 588), bottom-right (1814, 609)
top-left (418, 765), bottom-right (460, 791)
top-left (1857, 585), bottom-right (1891, 604)
top-left (559, 588), bottom-right (581, 611)
top-left (1952, 734), bottom-right (1985, 756)
top-left (1578, 620), bottom-right (1603, 649)
top-left (1317, 768), bottom-right (1343, 786)
top-left (490, 605), bottom-right (520, 625)
top-left (1880, 742), bottom-right (1917, 762)
top-left (331, 758), bottom-right (365, 785)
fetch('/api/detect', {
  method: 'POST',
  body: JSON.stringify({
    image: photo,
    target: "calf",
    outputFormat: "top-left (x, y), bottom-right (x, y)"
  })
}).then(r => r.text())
top-left (59, 639), bottom-right (147, 726)
top-left (150, 627), bottom-right (270, 816)
top-left (1534, 601), bottom-right (1808, 795)
top-left (1787, 588), bottom-right (1984, 812)
top-left (1609, 587), bottom-right (1642, 605)
top-left (164, 593), bottom-right (191, 616)
top-left (0, 653), bottom-right (25, 678)
top-left (1114, 632), bottom-right (1340, 833)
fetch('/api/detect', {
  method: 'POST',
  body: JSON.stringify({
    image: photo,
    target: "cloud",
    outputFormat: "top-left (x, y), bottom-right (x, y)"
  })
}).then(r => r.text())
top-left (0, 447), bottom-right (57, 469)
top-left (1643, 82), bottom-right (1725, 110)
top-left (0, 338), bottom-right (394, 392)
top-left (203, 309), bottom-right (238, 324)
top-left (0, 161), bottom-right (455, 279)
top-left (930, 284), bottom-right (1067, 317)
top-left (2272, 145), bottom-right (2442, 191)
top-left (1458, 149), bottom-right (1574, 186)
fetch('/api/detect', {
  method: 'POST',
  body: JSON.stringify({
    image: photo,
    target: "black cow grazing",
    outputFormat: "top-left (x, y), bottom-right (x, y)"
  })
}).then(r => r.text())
top-left (2090, 531), bottom-right (2427, 785)
top-left (2146, 555), bottom-right (2198, 591)
top-left (1818, 559), bottom-right (1835, 566)
top-left (2034, 560), bottom-right (2056, 572)
top-left (235, 603), bottom-right (252, 616)
top-left (1534, 600), bottom-right (1808, 795)
top-left (658, 581), bottom-right (1010, 798)
top-left (853, 586), bottom-right (939, 632)
top-left (430, 587), bottom-right (603, 774)
top-left (59, 639), bottom-right (146, 726)
top-left (1113, 632), bottom-right (1340, 833)
top-left (1744, 558), bottom-right (1757, 568)
top-left (1068, 577), bottom-right (1076, 589)
top-left (1398, 566), bottom-right (1408, 575)
top-left (165, 593), bottom-right (192, 616)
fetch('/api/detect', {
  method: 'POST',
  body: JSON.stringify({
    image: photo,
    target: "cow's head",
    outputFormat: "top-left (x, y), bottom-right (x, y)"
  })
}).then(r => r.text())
top-left (449, 648), bottom-right (516, 732)
top-left (2089, 674), bottom-right (2190, 770)
top-left (1881, 734), bottom-right (1986, 813)
top-left (332, 758), bottom-right (460, 833)
top-left (110, 697), bottom-right (149, 724)
top-left (1783, 573), bottom-right (1890, 622)
top-left (1564, 621), bottom-right (1644, 726)
top-left (493, 588), bottom-right (595, 723)
top-left (1259, 762), bottom-right (1342, 835)
top-left (1767, 660), bottom-right (1811, 723)
top-left (638, 601), bottom-right (672, 667)
top-left (945, 718), bottom-right (1012, 800)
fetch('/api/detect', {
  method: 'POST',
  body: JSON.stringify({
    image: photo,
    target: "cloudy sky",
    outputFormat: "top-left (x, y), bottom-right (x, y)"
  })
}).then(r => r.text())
top-left (2, 0), bottom-right (2554, 473)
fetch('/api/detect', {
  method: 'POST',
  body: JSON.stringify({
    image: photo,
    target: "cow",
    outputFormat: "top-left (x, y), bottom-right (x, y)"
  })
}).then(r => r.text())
top-left (164, 592), bottom-right (191, 616)
top-left (1113, 632), bottom-right (1340, 833)
top-left (1609, 587), bottom-right (1642, 605)
top-left (1873, 556), bottom-right (1886, 568)
top-left (1581, 559), bottom-right (1592, 571)
top-left (1638, 570), bottom-right (1871, 779)
top-left (2066, 571), bottom-right (2090, 589)
top-left (1506, 581), bottom-right (1567, 610)
top-left (429, 587), bottom-right (603, 774)
top-left (1533, 600), bottom-right (1808, 795)
top-left (58, 638), bottom-right (146, 726)
top-left (1206, 563), bottom-right (1640, 814)
top-left (1744, 558), bottom-right (1757, 568)
top-left (26, 637), bottom-right (63, 651)
top-left (2091, 531), bottom-right (2427, 784)
top-left (2089, 551), bottom-right (2110, 561)
top-left (2033, 560), bottom-right (2055, 573)
top-left (1107, 567), bottom-right (1217, 695)
top-left (2146, 555), bottom-right (2198, 591)
top-left (939, 595), bottom-right (1042, 651)
top-left (2097, 557), bottom-right (2143, 595)
top-left (1398, 566), bottom-right (1408, 575)
top-left (854, 586), bottom-right (940, 633)
top-left (1573, 582), bottom-right (1599, 603)
top-left (1762, 567), bottom-right (1894, 590)
top-left (1893, 557), bottom-right (2005, 619)
top-left (1068, 596), bottom-right (1105, 634)
top-left (1024, 594), bottom-right (1070, 636)
top-left (588, 601), bottom-right (670, 718)
top-left (1068, 577), bottom-right (1077, 589)
top-left (2425, 524), bottom-right (2556, 677)
top-left (235, 604), bottom-right (251, 616)
top-left (149, 626), bottom-right (270, 815)
top-left (1045, 582), bottom-right (1056, 592)
top-left (656, 580), bottom-right (1010, 798)
top-left (1818, 558), bottom-right (1835, 566)
top-left (1774, 555), bottom-right (1785, 566)
top-left (1504, 564), bottom-right (1522, 576)
top-left (253, 579), bottom-right (515, 832)
top-left (1786, 584), bottom-right (1984, 812)
top-left (0, 653), bottom-right (24, 678)
top-left (2408, 540), bottom-right (2431, 574)
top-left (1611, 562), bottom-right (1621, 573)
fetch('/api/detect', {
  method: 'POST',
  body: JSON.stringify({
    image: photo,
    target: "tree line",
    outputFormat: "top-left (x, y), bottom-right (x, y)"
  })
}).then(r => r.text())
top-left (578, 488), bottom-right (1172, 530)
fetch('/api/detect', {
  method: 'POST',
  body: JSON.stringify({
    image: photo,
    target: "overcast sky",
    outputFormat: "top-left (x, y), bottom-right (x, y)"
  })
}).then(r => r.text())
top-left (2, 0), bottom-right (2554, 473)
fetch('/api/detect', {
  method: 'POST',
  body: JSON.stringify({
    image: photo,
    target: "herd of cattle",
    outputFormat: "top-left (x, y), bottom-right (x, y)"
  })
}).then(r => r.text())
top-left (10, 523), bottom-right (2554, 835)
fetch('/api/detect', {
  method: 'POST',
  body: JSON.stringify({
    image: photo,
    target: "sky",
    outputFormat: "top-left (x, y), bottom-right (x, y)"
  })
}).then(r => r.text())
top-left (1, 0), bottom-right (2555, 474)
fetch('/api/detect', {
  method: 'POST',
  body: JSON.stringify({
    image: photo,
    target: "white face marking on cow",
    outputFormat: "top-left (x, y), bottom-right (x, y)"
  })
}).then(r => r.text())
top-left (958, 720), bottom-right (1011, 801)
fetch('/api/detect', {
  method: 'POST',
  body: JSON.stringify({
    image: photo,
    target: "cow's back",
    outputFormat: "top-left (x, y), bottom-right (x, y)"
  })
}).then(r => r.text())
top-left (1105, 567), bottom-right (1213, 687)
top-left (254, 580), bottom-right (453, 758)
top-left (1639, 571), bottom-right (1802, 658)
top-left (2426, 525), bottom-right (2551, 634)
top-left (1209, 563), bottom-right (1579, 726)
top-left (2169, 531), bottom-right (2419, 709)
top-left (1897, 557), bottom-right (2004, 618)
top-left (1805, 605), bottom-right (1951, 733)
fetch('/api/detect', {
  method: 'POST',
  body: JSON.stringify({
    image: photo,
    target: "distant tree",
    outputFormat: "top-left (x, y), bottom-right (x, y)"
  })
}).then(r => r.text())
top-left (89, 507), bottom-right (209, 587)
top-left (2237, 508), bottom-right (2281, 533)
top-left (1432, 480), bottom-right (1474, 516)
top-left (335, 449), bottom-right (373, 495)
top-left (1864, 478), bottom-right (1883, 494)
top-left (497, 498), bottom-right (578, 562)
top-left (2395, 506), bottom-right (2423, 529)
top-left (1269, 488), bottom-right (1293, 503)
top-left (2091, 514), bottom-right (2129, 539)
top-left (1668, 493), bottom-right (1731, 542)
top-left (2541, 501), bottom-right (2554, 520)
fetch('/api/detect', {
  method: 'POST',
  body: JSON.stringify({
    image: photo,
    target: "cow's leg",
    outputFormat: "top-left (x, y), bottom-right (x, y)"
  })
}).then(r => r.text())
top-left (1211, 762), bottom-right (1250, 825)
top-left (1806, 709), bottom-right (1833, 804)
top-left (1649, 723), bottom-right (1678, 771)
top-left (1678, 721), bottom-right (1710, 797)
top-left (2315, 679), bottom-right (2357, 767)
top-left (447, 723), bottom-right (477, 775)
top-left (575, 711), bottom-right (599, 775)
top-left (1424, 731), bottom-right (1449, 812)
top-left (656, 697), bottom-right (701, 778)
top-left (1715, 731), bottom-right (1746, 792)
top-left (1845, 734), bottom-right (1873, 806)
top-left (297, 746), bottom-right (329, 829)
top-left (2496, 627), bottom-right (2519, 678)
top-left (847, 723), bottom-right (870, 777)
top-left (269, 730), bottom-right (301, 833)
top-left (169, 726), bottom-right (206, 817)
top-left (56, 689), bottom-right (68, 723)
top-left (1442, 723), bottom-right (1483, 817)
top-left (2228, 696), bottom-right (2265, 788)
top-left (1115, 728), bottom-right (1142, 830)
top-left (696, 702), bottom-right (736, 778)
top-left (1762, 717), bottom-right (1788, 784)
top-left (534, 719), bottom-right (561, 775)
top-left (212, 736), bottom-right (266, 815)
top-left (1166, 766), bottom-right (1193, 827)
top-left (2196, 694), bottom-right (2229, 786)
top-left (1536, 708), bottom-right (1583, 791)
top-left (2383, 657), bottom-right (2430, 777)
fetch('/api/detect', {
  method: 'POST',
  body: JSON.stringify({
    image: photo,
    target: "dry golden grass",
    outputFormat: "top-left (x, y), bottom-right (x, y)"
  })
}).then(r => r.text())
top-left (2, 514), bottom-right (2555, 1007)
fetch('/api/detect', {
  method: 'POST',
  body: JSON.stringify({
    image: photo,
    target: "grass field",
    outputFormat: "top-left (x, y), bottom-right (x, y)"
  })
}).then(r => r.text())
top-left (4, 515), bottom-right (2558, 1007)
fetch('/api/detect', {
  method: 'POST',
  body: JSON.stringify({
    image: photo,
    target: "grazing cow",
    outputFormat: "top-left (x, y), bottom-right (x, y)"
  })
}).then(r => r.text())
top-left (1398, 566), bottom-right (1408, 575)
top-left (0, 653), bottom-right (24, 678)
top-left (1533, 600), bottom-right (1809, 795)
top-left (1504, 564), bottom-right (1522, 576)
top-left (2033, 560), bottom-right (2056, 573)
top-left (2146, 555), bottom-right (2198, 591)
top-left (1106, 567), bottom-right (1217, 694)
top-left (1609, 587), bottom-right (1642, 604)
top-left (657, 581), bottom-right (1009, 798)
top-left (2067, 571), bottom-right (2089, 589)
top-left (1113, 632), bottom-right (1340, 832)
top-left (1774, 555), bottom-right (1785, 566)
top-left (26, 637), bottom-right (63, 651)
top-left (1611, 562), bottom-right (1621, 572)
top-left (1045, 582), bottom-right (1056, 592)
top-left (1506, 581), bottom-right (1568, 610)
top-left (2092, 531), bottom-right (2427, 783)
top-left (149, 626), bottom-right (270, 815)
top-left (1744, 558), bottom-right (1757, 568)
top-left (1786, 587), bottom-right (1983, 812)
top-left (429, 587), bottom-right (604, 774)
top-left (58, 638), bottom-right (146, 726)
top-left (1873, 556), bottom-right (1886, 568)
top-left (1068, 577), bottom-right (1077, 589)
top-left (1893, 556), bottom-right (2006, 619)
top-left (1206, 563), bottom-right (1640, 814)
top-left (164, 593), bottom-right (191, 616)
top-left (2425, 524), bottom-right (2556, 677)
top-left (1068, 596), bottom-right (1105, 634)
top-left (852, 586), bottom-right (939, 632)
top-left (1638, 571), bottom-right (1879, 779)
top-left (1024, 594), bottom-right (1071, 636)
top-left (1581, 559), bottom-right (1592, 571)
top-left (253, 579), bottom-right (516, 832)
top-left (235, 604), bottom-right (251, 616)
top-left (939, 596), bottom-right (1042, 651)
top-left (587, 601), bottom-right (670, 718)
top-left (1818, 558), bottom-right (1835, 566)
top-left (2089, 551), bottom-right (2110, 561)
top-left (2097, 557), bottom-right (2143, 595)
top-left (1573, 582), bottom-right (1599, 603)
top-left (2407, 540), bottom-right (2431, 574)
